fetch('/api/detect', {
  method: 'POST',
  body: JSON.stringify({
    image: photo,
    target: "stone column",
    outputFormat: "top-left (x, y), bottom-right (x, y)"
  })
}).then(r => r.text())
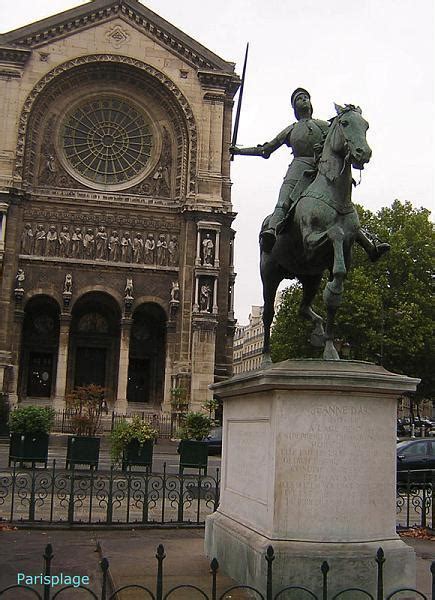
top-left (53, 315), bottom-right (71, 410)
top-left (206, 360), bottom-right (419, 598)
top-left (8, 309), bottom-right (24, 408)
top-left (116, 318), bottom-right (132, 414)
top-left (190, 316), bottom-right (217, 409)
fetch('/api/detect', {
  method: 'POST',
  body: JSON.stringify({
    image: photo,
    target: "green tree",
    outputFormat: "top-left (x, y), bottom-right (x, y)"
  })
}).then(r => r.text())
top-left (271, 200), bottom-right (434, 398)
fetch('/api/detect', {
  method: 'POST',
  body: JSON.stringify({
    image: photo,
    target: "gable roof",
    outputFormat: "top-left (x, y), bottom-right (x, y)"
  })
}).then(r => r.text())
top-left (0, 0), bottom-right (235, 73)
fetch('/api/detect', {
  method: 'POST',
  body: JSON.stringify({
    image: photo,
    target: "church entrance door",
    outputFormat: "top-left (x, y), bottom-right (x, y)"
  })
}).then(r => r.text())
top-left (74, 347), bottom-right (107, 388)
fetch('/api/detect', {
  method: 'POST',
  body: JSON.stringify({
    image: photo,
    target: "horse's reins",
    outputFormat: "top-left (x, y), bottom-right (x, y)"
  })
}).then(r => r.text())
top-left (336, 109), bottom-right (363, 186)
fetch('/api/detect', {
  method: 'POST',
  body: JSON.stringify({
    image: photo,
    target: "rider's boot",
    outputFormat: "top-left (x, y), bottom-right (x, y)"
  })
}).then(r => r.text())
top-left (356, 229), bottom-right (390, 263)
top-left (259, 228), bottom-right (276, 253)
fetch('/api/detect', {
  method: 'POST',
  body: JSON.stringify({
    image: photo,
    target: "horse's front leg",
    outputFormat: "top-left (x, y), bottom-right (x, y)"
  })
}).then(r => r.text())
top-left (322, 225), bottom-right (347, 360)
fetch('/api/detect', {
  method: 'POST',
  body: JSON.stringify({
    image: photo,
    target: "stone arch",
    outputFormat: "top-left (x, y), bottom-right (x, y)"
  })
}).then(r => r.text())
top-left (16, 54), bottom-right (198, 198)
top-left (67, 291), bottom-right (122, 400)
top-left (19, 294), bottom-right (61, 400)
top-left (132, 294), bottom-right (168, 318)
top-left (127, 301), bottom-right (167, 405)
top-left (71, 285), bottom-right (124, 315)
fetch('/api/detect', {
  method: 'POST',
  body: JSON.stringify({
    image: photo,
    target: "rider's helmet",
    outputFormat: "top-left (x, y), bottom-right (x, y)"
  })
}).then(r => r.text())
top-left (291, 88), bottom-right (312, 119)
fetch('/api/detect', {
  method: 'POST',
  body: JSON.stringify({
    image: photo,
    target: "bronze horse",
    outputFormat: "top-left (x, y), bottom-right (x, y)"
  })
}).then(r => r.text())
top-left (260, 104), bottom-right (372, 362)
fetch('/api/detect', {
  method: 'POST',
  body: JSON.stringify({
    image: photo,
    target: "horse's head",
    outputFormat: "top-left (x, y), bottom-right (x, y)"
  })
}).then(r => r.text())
top-left (332, 104), bottom-right (372, 170)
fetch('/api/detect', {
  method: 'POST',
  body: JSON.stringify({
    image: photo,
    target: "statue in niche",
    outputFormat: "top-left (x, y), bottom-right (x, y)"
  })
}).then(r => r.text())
top-left (156, 234), bottom-right (168, 266)
top-left (39, 152), bottom-right (57, 185)
top-left (59, 226), bottom-right (71, 258)
top-left (21, 223), bottom-right (34, 255)
top-left (202, 233), bottom-right (214, 266)
top-left (64, 273), bottom-right (73, 294)
top-left (108, 230), bottom-right (121, 262)
top-left (152, 166), bottom-right (164, 196)
top-left (83, 228), bottom-right (95, 259)
top-left (15, 268), bottom-right (25, 289)
top-left (170, 281), bottom-right (180, 302)
top-left (144, 233), bottom-right (155, 264)
top-left (133, 233), bottom-right (144, 264)
top-left (125, 277), bottom-right (134, 299)
top-left (200, 282), bottom-right (212, 313)
top-left (46, 225), bottom-right (58, 257)
top-left (121, 231), bottom-right (133, 263)
top-left (71, 227), bottom-right (83, 259)
top-left (34, 224), bottom-right (47, 256)
top-left (168, 235), bottom-right (179, 267)
top-left (95, 226), bottom-right (108, 260)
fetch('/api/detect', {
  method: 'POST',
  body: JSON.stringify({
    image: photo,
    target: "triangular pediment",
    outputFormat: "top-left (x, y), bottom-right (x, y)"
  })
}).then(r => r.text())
top-left (0, 0), bottom-right (235, 73)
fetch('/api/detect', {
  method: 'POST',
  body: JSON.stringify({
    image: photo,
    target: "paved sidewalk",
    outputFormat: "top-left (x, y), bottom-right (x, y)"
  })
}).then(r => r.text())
top-left (0, 527), bottom-right (433, 599)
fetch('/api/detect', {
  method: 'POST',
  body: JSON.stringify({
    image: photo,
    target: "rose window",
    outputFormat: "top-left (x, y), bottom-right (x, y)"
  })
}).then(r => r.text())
top-left (61, 97), bottom-right (153, 186)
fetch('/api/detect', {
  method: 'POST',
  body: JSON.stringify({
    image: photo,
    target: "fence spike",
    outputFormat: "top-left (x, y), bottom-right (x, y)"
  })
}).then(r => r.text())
top-left (210, 558), bottom-right (219, 573)
top-left (321, 561), bottom-right (329, 575)
top-left (100, 557), bottom-right (109, 572)
top-left (44, 544), bottom-right (54, 561)
top-left (376, 547), bottom-right (385, 600)
top-left (156, 544), bottom-right (166, 560)
top-left (266, 545), bottom-right (275, 561)
top-left (376, 547), bottom-right (385, 565)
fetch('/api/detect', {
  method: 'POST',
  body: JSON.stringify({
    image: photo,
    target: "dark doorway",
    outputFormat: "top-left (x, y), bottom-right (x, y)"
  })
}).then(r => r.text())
top-left (20, 296), bottom-right (60, 400)
top-left (127, 303), bottom-right (166, 405)
top-left (68, 292), bottom-right (121, 400)
top-left (74, 347), bottom-right (107, 388)
top-left (127, 358), bottom-right (150, 403)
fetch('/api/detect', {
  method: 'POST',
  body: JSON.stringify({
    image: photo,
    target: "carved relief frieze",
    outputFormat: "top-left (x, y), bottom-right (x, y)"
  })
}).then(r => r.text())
top-left (19, 219), bottom-right (180, 268)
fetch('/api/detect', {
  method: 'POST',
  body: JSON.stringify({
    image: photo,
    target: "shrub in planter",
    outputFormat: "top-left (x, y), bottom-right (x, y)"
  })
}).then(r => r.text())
top-left (8, 405), bottom-right (55, 467)
top-left (178, 411), bottom-right (213, 474)
top-left (65, 385), bottom-right (105, 469)
top-left (110, 416), bottom-right (158, 471)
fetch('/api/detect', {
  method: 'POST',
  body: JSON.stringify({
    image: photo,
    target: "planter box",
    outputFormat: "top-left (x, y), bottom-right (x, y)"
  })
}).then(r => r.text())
top-left (122, 439), bottom-right (154, 471)
top-left (8, 432), bottom-right (49, 467)
top-left (178, 440), bottom-right (208, 475)
top-left (66, 436), bottom-right (100, 470)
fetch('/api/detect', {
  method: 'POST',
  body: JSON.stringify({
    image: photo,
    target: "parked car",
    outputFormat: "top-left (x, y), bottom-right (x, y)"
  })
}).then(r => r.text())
top-left (203, 427), bottom-right (222, 455)
top-left (397, 439), bottom-right (435, 484)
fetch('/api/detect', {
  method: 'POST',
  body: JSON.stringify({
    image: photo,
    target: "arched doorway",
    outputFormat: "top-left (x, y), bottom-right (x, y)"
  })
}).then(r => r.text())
top-left (68, 292), bottom-right (120, 400)
top-left (127, 303), bottom-right (166, 406)
top-left (20, 296), bottom-right (60, 400)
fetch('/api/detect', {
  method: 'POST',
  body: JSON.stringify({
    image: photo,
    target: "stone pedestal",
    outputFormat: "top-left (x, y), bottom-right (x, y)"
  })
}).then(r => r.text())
top-left (205, 360), bottom-right (419, 597)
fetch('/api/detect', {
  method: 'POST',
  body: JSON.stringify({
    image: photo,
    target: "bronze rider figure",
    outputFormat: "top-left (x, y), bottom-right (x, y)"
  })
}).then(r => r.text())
top-left (230, 88), bottom-right (390, 260)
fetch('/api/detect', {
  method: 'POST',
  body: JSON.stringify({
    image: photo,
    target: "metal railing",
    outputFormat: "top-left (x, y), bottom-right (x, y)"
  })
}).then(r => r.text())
top-left (0, 543), bottom-right (432, 600)
top-left (1, 460), bottom-right (435, 530)
top-left (52, 410), bottom-right (175, 438)
top-left (0, 461), bottom-right (219, 525)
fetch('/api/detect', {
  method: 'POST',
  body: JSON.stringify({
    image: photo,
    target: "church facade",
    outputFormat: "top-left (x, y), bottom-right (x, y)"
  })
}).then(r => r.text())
top-left (0, 0), bottom-right (239, 413)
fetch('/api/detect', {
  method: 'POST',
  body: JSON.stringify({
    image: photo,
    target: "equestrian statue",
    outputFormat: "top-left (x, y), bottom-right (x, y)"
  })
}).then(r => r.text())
top-left (230, 88), bottom-right (390, 361)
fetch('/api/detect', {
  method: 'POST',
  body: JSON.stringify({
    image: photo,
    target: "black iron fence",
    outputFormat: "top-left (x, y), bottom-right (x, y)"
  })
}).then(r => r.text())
top-left (0, 461), bottom-right (219, 525)
top-left (0, 543), bottom-right (433, 600)
top-left (1, 461), bottom-right (435, 530)
top-left (52, 411), bottom-right (175, 438)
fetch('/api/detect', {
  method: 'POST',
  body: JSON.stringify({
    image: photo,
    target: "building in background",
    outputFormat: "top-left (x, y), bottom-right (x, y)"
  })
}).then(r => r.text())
top-left (0, 0), bottom-right (239, 414)
top-left (233, 293), bottom-right (283, 374)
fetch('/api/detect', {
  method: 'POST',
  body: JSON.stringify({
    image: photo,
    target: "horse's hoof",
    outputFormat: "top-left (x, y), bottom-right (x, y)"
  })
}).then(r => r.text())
top-left (323, 340), bottom-right (340, 360)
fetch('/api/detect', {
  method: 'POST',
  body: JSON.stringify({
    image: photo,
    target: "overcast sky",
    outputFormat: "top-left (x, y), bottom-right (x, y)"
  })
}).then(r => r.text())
top-left (2, 0), bottom-right (434, 324)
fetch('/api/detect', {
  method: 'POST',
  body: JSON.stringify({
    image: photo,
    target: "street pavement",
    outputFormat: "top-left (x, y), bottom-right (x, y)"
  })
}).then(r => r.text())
top-left (0, 528), bottom-right (433, 599)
